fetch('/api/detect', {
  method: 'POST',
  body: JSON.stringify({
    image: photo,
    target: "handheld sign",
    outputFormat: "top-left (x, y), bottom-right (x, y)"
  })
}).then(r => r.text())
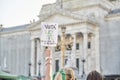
top-left (41, 22), bottom-right (58, 46)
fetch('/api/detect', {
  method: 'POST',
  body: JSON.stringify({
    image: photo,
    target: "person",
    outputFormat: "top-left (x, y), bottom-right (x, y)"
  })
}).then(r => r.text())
top-left (53, 68), bottom-right (75, 80)
top-left (86, 70), bottom-right (103, 80)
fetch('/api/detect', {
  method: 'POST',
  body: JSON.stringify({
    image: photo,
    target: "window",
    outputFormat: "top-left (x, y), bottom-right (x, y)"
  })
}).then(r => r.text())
top-left (76, 43), bottom-right (79, 50)
top-left (88, 42), bottom-right (91, 49)
top-left (65, 59), bottom-right (68, 64)
top-left (76, 58), bottom-right (79, 71)
top-left (55, 60), bottom-right (59, 72)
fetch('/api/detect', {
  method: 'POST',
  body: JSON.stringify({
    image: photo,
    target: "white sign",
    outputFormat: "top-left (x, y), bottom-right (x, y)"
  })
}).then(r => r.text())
top-left (41, 22), bottom-right (58, 46)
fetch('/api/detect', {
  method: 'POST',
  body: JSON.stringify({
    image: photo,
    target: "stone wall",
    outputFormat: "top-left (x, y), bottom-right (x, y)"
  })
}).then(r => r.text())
top-left (100, 19), bottom-right (120, 75)
top-left (0, 33), bottom-right (31, 76)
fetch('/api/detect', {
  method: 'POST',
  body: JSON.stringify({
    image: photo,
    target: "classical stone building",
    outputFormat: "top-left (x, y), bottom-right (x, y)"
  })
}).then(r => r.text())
top-left (0, 0), bottom-right (120, 79)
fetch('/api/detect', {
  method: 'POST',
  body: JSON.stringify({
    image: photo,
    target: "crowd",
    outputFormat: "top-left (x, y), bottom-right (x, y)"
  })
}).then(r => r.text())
top-left (53, 69), bottom-right (103, 80)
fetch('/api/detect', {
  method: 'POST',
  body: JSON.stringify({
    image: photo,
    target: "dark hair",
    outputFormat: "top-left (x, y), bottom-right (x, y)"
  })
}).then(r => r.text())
top-left (87, 70), bottom-right (103, 80)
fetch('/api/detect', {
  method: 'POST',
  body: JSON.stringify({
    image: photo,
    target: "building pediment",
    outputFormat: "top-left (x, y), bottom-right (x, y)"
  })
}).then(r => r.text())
top-left (28, 12), bottom-right (80, 30)
top-left (42, 13), bottom-right (79, 24)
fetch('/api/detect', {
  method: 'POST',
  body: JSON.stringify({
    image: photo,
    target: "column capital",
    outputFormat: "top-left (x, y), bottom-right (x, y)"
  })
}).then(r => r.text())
top-left (88, 33), bottom-right (95, 38)
top-left (70, 33), bottom-right (76, 41)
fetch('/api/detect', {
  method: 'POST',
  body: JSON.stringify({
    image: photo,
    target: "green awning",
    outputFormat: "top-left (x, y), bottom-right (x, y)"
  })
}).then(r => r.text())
top-left (0, 71), bottom-right (17, 79)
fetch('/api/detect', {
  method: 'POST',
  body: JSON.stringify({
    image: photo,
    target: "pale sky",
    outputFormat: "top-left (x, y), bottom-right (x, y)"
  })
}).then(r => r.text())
top-left (0, 0), bottom-right (56, 28)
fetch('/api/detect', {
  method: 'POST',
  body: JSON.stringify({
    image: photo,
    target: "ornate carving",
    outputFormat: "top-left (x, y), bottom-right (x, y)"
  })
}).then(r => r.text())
top-left (55, 44), bottom-right (61, 51)
top-left (55, 34), bottom-right (74, 51)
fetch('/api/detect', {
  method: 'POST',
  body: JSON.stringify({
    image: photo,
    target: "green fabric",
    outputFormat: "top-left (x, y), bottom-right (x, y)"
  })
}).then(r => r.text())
top-left (60, 69), bottom-right (66, 80)
top-left (0, 71), bottom-right (17, 79)
top-left (53, 69), bottom-right (66, 80)
top-left (16, 75), bottom-right (30, 80)
top-left (53, 72), bottom-right (57, 80)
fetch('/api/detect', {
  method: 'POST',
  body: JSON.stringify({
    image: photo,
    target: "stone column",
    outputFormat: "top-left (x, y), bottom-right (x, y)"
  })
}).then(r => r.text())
top-left (80, 34), bottom-right (83, 75)
top-left (37, 38), bottom-right (40, 76)
top-left (91, 34), bottom-right (96, 70)
top-left (83, 32), bottom-right (88, 74)
top-left (41, 46), bottom-right (45, 77)
top-left (34, 39), bottom-right (37, 75)
top-left (30, 38), bottom-right (35, 76)
top-left (95, 28), bottom-right (100, 72)
top-left (71, 33), bottom-right (76, 68)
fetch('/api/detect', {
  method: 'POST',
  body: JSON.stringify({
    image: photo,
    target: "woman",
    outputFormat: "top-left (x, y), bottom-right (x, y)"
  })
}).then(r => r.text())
top-left (87, 70), bottom-right (103, 80)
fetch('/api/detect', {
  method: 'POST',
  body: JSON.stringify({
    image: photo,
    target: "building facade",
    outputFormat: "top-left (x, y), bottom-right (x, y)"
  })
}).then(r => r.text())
top-left (0, 0), bottom-right (120, 79)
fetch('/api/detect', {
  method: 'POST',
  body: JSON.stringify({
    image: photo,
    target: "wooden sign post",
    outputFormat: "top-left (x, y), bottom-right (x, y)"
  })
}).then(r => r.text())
top-left (45, 47), bottom-right (52, 80)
